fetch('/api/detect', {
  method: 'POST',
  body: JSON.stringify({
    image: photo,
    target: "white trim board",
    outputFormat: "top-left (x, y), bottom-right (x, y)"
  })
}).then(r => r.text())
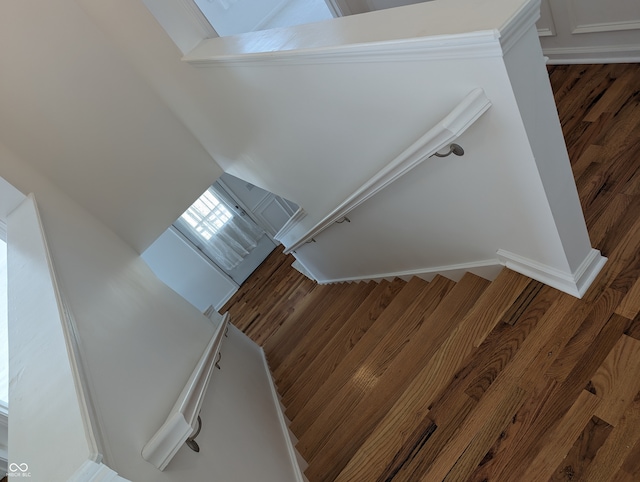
top-left (498, 0), bottom-right (540, 54)
top-left (543, 44), bottom-right (640, 64)
top-left (315, 259), bottom-right (503, 285)
top-left (27, 195), bottom-right (109, 464)
top-left (259, 348), bottom-right (307, 482)
top-left (274, 208), bottom-right (307, 244)
top-left (67, 459), bottom-right (130, 482)
top-left (313, 248), bottom-right (606, 299)
top-left (185, 32), bottom-right (505, 66)
top-left (497, 248), bottom-right (607, 298)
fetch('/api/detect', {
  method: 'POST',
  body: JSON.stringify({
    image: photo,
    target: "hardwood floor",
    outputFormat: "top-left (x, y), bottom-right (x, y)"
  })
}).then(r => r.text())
top-left (221, 63), bottom-right (640, 482)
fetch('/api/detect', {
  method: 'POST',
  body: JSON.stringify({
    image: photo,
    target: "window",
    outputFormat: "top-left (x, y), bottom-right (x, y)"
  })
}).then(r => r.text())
top-left (174, 184), bottom-right (265, 272)
top-left (179, 188), bottom-right (234, 242)
top-left (193, 0), bottom-right (334, 37)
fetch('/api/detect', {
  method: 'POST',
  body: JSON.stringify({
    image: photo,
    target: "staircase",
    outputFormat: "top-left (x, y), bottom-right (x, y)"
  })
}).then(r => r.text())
top-left (224, 232), bottom-right (640, 481)
top-left (224, 252), bottom-right (543, 480)
top-left (220, 63), bottom-right (640, 482)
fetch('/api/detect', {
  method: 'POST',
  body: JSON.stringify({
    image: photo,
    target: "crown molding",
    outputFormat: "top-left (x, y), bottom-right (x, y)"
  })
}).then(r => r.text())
top-left (499, 0), bottom-right (541, 54)
top-left (185, 31), bottom-right (503, 67)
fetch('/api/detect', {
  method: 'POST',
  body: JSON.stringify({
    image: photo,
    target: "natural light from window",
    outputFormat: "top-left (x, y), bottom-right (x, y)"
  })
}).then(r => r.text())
top-left (0, 238), bottom-right (7, 405)
top-left (194, 0), bottom-right (334, 37)
top-left (180, 188), bottom-right (234, 241)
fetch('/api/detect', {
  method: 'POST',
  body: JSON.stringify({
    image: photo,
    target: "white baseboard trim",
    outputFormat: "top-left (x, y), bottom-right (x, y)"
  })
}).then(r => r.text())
top-left (67, 459), bottom-right (130, 482)
top-left (543, 44), bottom-right (640, 64)
top-left (316, 259), bottom-right (503, 284)
top-left (497, 248), bottom-right (607, 298)
top-left (291, 259), bottom-right (317, 282)
top-left (259, 348), bottom-right (307, 482)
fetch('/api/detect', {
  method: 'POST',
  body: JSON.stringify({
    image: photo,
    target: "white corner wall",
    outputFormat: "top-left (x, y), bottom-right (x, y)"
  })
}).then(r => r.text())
top-left (142, 227), bottom-right (238, 312)
top-left (164, 325), bottom-right (302, 481)
top-left (0, 143), bottom-right (298, 481)
top-left (7, 195), bottom-right (93, 481)
top-left (177, 0), bottom-right (603, 296)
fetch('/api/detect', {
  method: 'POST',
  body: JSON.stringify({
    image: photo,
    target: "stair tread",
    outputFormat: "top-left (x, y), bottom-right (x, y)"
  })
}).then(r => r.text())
top-left (234, 269), bottom-right (309, 332)
top-left (220, 246), bottom-right (287, 313)
top-left (284, 276), bottom-right (434, 436)
top-left (274, 281), bottom-right (378, 391)
top-left (301, 272), bottom-right (491, 481)
top-left (294, 275), bottom-right (457, 459)
top-left (264, 283), bottom-right (346, 369)
top-left (282, 278), bottom-right (407, 416)
top-left (329, 268), bottom-right (532, 482)
top-left (249, 275), bottom-right (318, 346)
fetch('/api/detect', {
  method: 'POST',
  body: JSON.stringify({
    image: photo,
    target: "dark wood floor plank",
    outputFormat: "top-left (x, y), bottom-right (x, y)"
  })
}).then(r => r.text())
top-left (547, 413), bottom-right (612, 481)
top-left (519, 390), bottom-right (601, 481)
top-left (618, 434), bottom-right (640, 480)
top-left (587, 192), bottom-right (636, 248)
top-left (545, 289), bottom-right (625, 382)
top-left (615, 274), bottom-right (640, 320)
top-left (590, 334), bottom-right (640, 425)
top-left (577, 389), bottom-right (640, 481)
top-left (583, 64), bottom-right (640, 122)
top-left (471, 312), bottom-right (629, 482)
top-left (499, 280), bottom-right (546, 326)
top-left (382, 284), bottom-right (562, 482)
top-left (439, 386), bottom-right (527, 482)
top-left (625, 312), bottom-right (640, 341)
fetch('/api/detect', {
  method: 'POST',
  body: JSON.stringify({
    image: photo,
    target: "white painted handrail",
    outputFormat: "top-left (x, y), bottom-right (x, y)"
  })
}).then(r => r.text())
top-left (283, 88), bottom-right (492, 254)
top-left (142, 312), bottom-right (230, 470)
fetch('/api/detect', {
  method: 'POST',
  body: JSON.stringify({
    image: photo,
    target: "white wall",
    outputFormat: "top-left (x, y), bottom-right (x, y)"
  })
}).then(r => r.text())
top-left (142, 227), bottom-right (238, 312)
top-left (7, 196), bottom-right (91, 481)
top-left (0, 143), bottom-right (297, 480)
top-left (538, 0), bottom-right (640, 62)
top-left (179, 0), bottom-right (604, 295)
top-left (342, 0), bottom-right (640, 62)
top-left (219, 173), bottom-right (298, 237)
top-left (165, 325), bottom-right (301, 481)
